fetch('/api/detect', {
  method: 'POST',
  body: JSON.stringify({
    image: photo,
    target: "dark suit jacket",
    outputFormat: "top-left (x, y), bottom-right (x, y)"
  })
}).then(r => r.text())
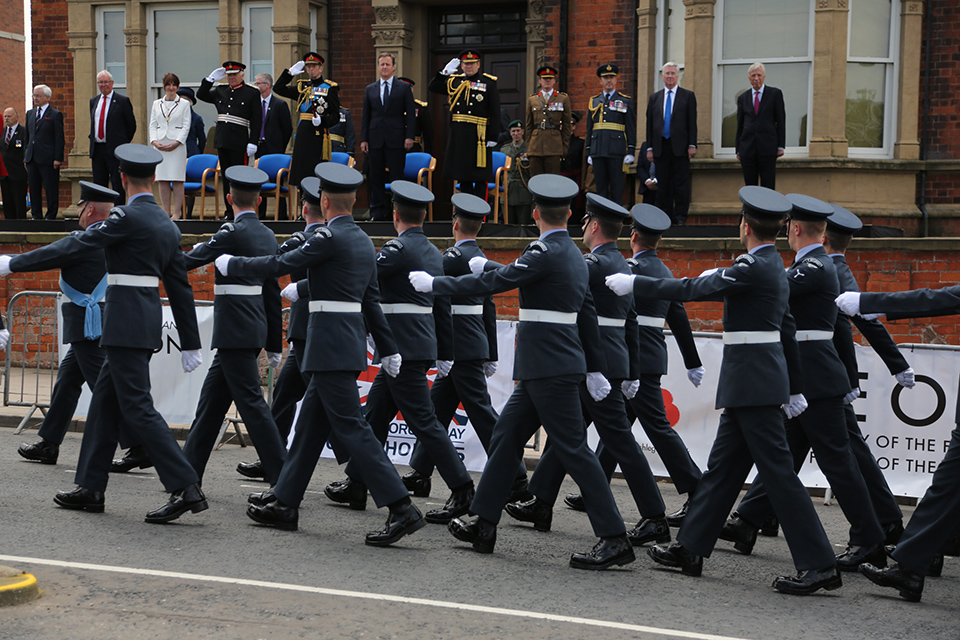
top-left (88, 92), bottom-right (137, 157)
top-left (257, 94), bottom-right (292, 156)
top-left (24, 106), bottom-right (65, 166)
top-left (0, 124), bottom-right (27, 181)
top-left (361, 78), bottom-right (416, 150)
top-left (735, 85), bottom-right (785, 158)
top-left (645, 86), bottom-right (697, 158)
top-left (636, 141), bottom-right (656, 204)
top-left (186, 111), bottom-right (207, 157)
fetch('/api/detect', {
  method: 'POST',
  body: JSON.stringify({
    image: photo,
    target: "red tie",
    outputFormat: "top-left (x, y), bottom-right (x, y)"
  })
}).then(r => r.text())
top-left (98, 95), bottom-right (107, 140)
top-left (753, 91), bottom-right (760, 115)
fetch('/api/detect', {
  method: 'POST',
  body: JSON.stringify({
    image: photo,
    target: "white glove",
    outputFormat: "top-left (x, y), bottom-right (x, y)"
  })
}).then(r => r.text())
top-left (699, 268), bottom-right (719, 278)
top-left (587, 156), bottom-right (593, 166)
top-left (843, 387), bottom-right (861, 405)
top-left (835, 291), bottom-right (861, 317)
top-left (192, 241), bottom-right (205, 251)
top-left (281, 282), bottom-right (300, 302)
top-left (381, 353), bottom-right (402, 378)
top-left (311, 113), bottom-right (323, 127)
top-left (895, 367), bottom-right (916, 389)
top-left (267, 351), bottom-right (282, 369)
top-left (207, 67), bottom-right (226, 83)
top-left (288, 341), bottom-right (295, 356)
top-left (288, 61), bottom-right (306, 76)
top-left (442, 57), bottom-right (461, 75)
top-left (214, 254), bottom-right (233, 276)
top-left (408, 271), bottom-right (434, 292)
top-left (782, 393), bottom-right (808, 420)
top-left (586, 372), bottom-right (611, 402)
top-left (687, 366), bottom-right (705, 388)
top-left (246, 143), bottom-right (258, 157)
top-left (605, 273), bottom-right (635, 296)
top-left (468, 256), bottom-right (488, 275)
top-left (181, 349), bottom-right (203, 373)
top-left (482, 361), bottom-right (497, 378)
top-left (436, 360), bottom-right (453, 379)
top-left (366, 333), bottom-right (377, 354)
top-left (486, 141), bottom-right (497, 148)
top-left (0, 329), bottom-right (10, 350)
top-left (623, 154), bottom-right (635, 165)
top-left (621, 379), bottom-right (639, 399)
top-left (0, 255), bottom-right (11, 276)
top-left (862, 312), bottom-right (884, 321)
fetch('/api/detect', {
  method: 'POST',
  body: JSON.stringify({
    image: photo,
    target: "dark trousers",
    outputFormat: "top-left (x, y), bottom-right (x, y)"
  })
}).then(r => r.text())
top-left (0, 177), bottom-right (28, 219)
top-left (621, 374), bottom-right (701, 495)
top-left (739, 153), bottom-right (776, 190)
top-left (39, 341), bottom-right (104, 445)
top-left (347, 362), bottom-right (472, 491)
top-left (26, 161), bottom-right (59, 219)
top-left (458, 181), bottom-right (487, 199)
top-left (845, 402), bottom-right (903, 526)
top-left (472, 375), bottom-right (626, 538)
top-left (530, 379), bottom-right (666, 518)
top-left (893, 426), bottom-right (960, 574)
top-left (592, 156), bottom-right (625, 205)
top-left (92, 143), bottom-right (125, 204)
top-left (273, 371), bottom-right (408, 509)
top-left (74, 347), bottom-right (199, 494)
top-left (654, 141), bottom-right (690, 225)
top-left (271, 339), bottom-right (309, 443)
top-left (182, 349), bottom-right (287, 485)
top-left (217, 148), bottom-right (246, 219)
top-left (737, 395), bottom-right (885, 546)
top-left (368, 146), bottom-right (406, 221)
top-left (677, 405), bottom-right (836, 571)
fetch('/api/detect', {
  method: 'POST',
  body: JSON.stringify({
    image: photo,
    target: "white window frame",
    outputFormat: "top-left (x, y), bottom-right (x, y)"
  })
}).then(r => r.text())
top-left (310, 5), bottom-right (319, 53)
top-left (655, 0), bottom-right (685, 85)
top-left (146, 2), bottom-right (219, 105)
top-left (243, 1), bottom-right (274, 79)
top-left (96, 5), bottom-right (126, 89)
top-left (846, 0), bottom-right (899, 158)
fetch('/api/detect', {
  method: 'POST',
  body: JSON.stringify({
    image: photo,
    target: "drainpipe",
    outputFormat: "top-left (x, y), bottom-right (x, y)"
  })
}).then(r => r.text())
top-left (918, 0), bottom-right (931, 237)
top-left (559, 0), bottom-right (568, 86)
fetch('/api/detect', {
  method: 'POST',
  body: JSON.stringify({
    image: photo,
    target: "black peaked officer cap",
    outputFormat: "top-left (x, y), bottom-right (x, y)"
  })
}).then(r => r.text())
top-left (826, 204), bottom-right (863, 234)
top-left (398, 76), bottom-right (415, 86)
top-left (630, 203), bottom-right (671, 234)
top-left (303, 52), bottom-right (324, 65)
top-left (786, 193), bottom-right (833, 221)
top-left (392, 180), bottom-right (435, 208)
top-left (584, 192), bottom-right (630, 222)
top-left (223, 61), bottom-right (246, 73)
top-left (115, 143), bottom-right (162, 178)
top-left (528, 174), bottom-right (578, 206)
top-left (315, 162), bottom-right (364, 194)
top-left (598, 63), bottom-right (619, 77)
top-left (739, 186), bottom-right (792, 220)
top-left (451, 193), bottom-right (490, 220)
top-left (225, 165), bottom-right (268, 192)
top-left (300, 177), bottom-right (323, 205)
top-left (78, 180), bottom-right (119, 204)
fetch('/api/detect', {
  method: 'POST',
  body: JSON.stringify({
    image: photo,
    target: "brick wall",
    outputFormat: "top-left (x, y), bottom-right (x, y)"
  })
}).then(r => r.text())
top-left (921, 1), bottom-right (960, 205)
top-left (0, 1), bottom-right (26, 118)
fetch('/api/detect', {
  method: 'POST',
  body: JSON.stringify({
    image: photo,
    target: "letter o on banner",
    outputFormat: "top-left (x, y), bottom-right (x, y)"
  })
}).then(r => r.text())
top-left (891, 374), bottom-right (946, 427)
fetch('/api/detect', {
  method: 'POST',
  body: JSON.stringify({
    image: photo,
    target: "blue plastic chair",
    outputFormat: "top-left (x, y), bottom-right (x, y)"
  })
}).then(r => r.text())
top-left (182, 154), bottom-right (219, 219)
top-left (385, 153), bottom-right (437, 219)
top-left (331, 152), bottom-right (356, 168)
top-left (454, 151), bottom-right (510, 222)
top-left (255, 154), bottom-right (292, 220)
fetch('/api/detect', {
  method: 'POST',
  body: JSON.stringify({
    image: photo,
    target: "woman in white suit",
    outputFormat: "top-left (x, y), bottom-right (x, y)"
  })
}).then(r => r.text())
top-left (149, 72), bottom-right (192, 218)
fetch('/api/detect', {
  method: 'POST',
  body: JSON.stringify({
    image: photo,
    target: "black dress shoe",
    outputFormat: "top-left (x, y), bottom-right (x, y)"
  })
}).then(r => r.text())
top-left (365, 502), bottom-right (426, 546)
top-left (773, 565), bottom-right (842, 595)
top-left (507, 475), bottom-right (534, 504)
top-left (247, 501), bottom-right (298, 531)
top-left (18, 440), bottom-right (59, 465)
top-left (883, 545), bottom-right (942, 577)
top-left (236, 460), bottom-right (265, 479)
top-left (836, 543), bottom-right (886, 572)
top-left (943, 529), bottom-right (960, 556)
top-left (505, 497), bottom-right (553, 532)
top-left (718, 512), bottom-right (758, 555)
top-left (248, 488), bottom-right (276, 507)
top-left (859, 562), bottom-right (923, 602)
top-left (323, 478), bottom-right (367, 510)
top-left (425, 485), bottom-right (475, 524)
top-left (563, 493), bottom-right (586, 512)
top-left (627, 517), bottom-right (671, 546)
top-left (665, 499), bottom-right (690, 527)
top-left (53, 487), bottom-right (104, 513)
top-left (144, 483), bottom-right (208, 523)
top-left (882, 520), bottom-right (904, 546)
top-left (401, 469), bottom-right (432, 497)
top-left (648, 542), bottom-right (703, 576)
top-left (760, 514), bottom-right (780, 537)
top-left (110, 446), bottom-right (154, 473)
top-left (448, 516), bottom-right (497, 554)
top-left (570, 535), bottom-right (636, 570)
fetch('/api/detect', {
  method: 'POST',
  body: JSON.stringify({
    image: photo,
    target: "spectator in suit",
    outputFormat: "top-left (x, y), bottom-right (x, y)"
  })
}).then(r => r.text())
top-left (1, 107), bottom-right (29, 219)
top-left (361, 53), bottom-right (416, 221)
top-left (89, 70), bottom-right (137, 204)
top-left (736, 62), bottom-right (786, 189)
top-left (254, 73), bottom-right (292, 158)
top-left (177, 87), bottom-right (206, 219)
top-left (645, 62), bottom-right (696, 226)
top-left (25, 84), bottom-right (65, 220)
top-left (636, 141), bottom-right (657, 205)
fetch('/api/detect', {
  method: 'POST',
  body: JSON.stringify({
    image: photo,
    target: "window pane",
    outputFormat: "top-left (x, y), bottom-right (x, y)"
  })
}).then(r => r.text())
top-left (720, 62), bottom-right (810, 148)
top-left (102, 10), bottom-right (126, 86)
top-left (154, 9), bottom-right (219, 82)
top-left (663, 0), bottom-right (685, 67)
top-left (248, 6), bottom-right (273, 80)
top-left (722, 0), bottom-right (809, 60)
top-left (849, 0), bottom-right (891, 58)
top-left (846, 62), bottom-right (886, 148)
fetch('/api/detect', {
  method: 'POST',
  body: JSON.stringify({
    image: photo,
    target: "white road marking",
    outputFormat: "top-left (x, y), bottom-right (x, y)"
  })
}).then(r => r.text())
top-left (0, 554), bottom-right (753, 640)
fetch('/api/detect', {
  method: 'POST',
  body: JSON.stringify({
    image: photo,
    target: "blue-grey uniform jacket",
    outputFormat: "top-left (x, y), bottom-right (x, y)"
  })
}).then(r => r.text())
top-left (442, 240), bottom-right (498, 362)
top-left (586, 241), bottom-right (633, 380)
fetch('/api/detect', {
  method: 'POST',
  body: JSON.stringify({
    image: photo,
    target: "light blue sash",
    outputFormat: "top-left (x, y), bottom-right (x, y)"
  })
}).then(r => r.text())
top-left (59, 275), bottom-right (108, 340)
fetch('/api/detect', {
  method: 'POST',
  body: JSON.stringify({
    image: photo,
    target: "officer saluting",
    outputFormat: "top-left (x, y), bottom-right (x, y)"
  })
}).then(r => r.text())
top-left (525, 65), bottom-right (571, 177)
top-left (0, 144), bottom-right (206, 522)
top-left (586, 63), bottom-right (636, 204)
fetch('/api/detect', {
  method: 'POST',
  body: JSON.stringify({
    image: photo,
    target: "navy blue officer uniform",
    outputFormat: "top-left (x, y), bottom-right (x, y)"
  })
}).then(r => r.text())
top-left (398, 77), bottom-right (433, 155)
top-left (626, 187), bottom-right (838, 590)
top-left (226, 165), bottom-right (425, 545)
top-left (733, 194), bottom-right (886, 568)
top-left (586, 63), bottom-right (636, 204)
top-left (180, 166), bottom-right (287, 486)
top-left (328, 108), bottom-right (356, 157)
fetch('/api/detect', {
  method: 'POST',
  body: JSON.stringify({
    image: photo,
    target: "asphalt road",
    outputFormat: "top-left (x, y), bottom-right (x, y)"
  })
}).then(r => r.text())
top-left (0, 427), bottom-right (957, 640)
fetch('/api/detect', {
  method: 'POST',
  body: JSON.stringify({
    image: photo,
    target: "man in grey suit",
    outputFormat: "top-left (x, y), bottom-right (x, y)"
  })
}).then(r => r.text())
top-left (24, 84), bottom-right (65, 220)
top-left (735, 63), bottom-right (785, 189)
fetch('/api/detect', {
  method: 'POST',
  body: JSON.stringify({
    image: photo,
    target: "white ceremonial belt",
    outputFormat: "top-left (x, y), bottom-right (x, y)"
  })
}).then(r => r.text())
top-left (381, 303), bottom-right (433, 314)
top-left (107, 274), bottom-right (159, 287)
top-left (598, 316), bottom-right (626, 327)
top-left (635, 315), bottom-right (665, 328)
top-left (796, 330), bottom-right (834, 342)
top-left (722, 331), bottom-right (780, 345)
top-left (518, 308), bottom-right (577, 325)
top-left (214, 284), bottom-right (262, 296)
top-left (309, 300), bottom-right (361, 313)
top-left (217, 114), bottom-right (251, 127)
top-left (451, 304), bottom-right (483, 315)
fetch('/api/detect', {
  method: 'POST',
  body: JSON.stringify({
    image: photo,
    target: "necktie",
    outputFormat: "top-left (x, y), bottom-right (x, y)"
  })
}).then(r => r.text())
top-left (4, 127), bottom-right (11, 145)
top-left (754, 90), bottom-right (760, 115)
top-left (382, 80), bottom-right (390, 105)
top-left (663, 90), bottom-right (672, 139)
top-left (98, 95), bottom-right (107, 140)
top-left (605, 93), bottom-right (611, 103)
top-left (260, 100), bottom-right (268, 140)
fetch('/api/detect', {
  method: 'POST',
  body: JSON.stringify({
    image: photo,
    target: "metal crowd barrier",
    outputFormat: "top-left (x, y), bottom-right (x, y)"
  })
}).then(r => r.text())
top-left (4, 291), bottom-right (60, 434)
